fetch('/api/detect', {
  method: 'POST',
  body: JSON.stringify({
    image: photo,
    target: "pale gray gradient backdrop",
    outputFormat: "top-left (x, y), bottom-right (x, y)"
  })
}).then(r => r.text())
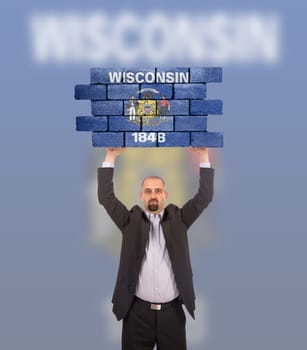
top-left (0, 1), bottom-right (306, 350)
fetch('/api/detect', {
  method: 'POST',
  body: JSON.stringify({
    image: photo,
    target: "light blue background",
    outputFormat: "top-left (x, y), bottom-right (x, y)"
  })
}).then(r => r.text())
top-left (0, 1), bottom-right (306, 349)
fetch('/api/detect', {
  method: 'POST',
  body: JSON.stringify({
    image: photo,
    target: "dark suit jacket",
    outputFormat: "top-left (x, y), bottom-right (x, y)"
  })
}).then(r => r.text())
top-left (98, 167), bottom-right (214, 321)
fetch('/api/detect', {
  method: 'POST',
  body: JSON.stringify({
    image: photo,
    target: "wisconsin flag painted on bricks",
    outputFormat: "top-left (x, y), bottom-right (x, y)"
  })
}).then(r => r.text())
top-left (75, 67), bottom-right (224, 147)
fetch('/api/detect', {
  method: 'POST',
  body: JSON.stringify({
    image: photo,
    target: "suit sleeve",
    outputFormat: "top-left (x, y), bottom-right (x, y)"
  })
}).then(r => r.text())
top-left (97, 167), bottom-right (130, 231)
top-left (180, 167), bottom-right (214, 228)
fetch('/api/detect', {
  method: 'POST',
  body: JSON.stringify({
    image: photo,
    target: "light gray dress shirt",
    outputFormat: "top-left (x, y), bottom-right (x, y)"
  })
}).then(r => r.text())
top-left (135, 211), bottom-right (179, 303)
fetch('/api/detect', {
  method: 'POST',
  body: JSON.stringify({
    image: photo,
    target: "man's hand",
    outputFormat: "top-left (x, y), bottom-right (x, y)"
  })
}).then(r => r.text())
top-left (188, 147), bottom-right (210, 163)
top-left (104, 147), bottom-right (127, 163)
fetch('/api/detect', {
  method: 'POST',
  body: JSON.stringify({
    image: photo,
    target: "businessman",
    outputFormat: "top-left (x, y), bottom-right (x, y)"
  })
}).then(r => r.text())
top-left (98, 147), bottom-right (214, 350)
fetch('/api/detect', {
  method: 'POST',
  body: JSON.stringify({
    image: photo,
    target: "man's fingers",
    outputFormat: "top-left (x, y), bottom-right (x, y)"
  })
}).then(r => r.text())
top-left (187, 147), bottom-right (208, 152)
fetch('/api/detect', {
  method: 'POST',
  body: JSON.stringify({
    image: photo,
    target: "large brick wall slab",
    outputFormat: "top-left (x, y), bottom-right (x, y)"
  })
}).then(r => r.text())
top-left (75, 67), bottom-right (224, 147)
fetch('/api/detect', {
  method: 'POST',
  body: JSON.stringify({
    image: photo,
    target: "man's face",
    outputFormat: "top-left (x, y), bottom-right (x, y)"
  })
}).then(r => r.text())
top-left (140, 178), bottom-right (168, 214)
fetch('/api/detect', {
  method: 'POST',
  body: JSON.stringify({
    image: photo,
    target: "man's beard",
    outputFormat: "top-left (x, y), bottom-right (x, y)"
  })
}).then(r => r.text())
top-left (148, 200), bottom-right (159, 212)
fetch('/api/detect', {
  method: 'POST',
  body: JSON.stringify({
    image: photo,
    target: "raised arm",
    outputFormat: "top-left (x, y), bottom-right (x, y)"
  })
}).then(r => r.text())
top-left (188, 146), bottom-right (210, 163)
top-left (97, 148), bottom-right (130, 231)
top-left (181, 148), bottom-right (214, 228)
top-left (103, 147), bottom-right (127, 164)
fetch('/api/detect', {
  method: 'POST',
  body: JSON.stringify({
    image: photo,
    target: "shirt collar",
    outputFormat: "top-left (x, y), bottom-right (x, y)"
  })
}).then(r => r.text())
top-left (145, 210), bottom-right (164, 220)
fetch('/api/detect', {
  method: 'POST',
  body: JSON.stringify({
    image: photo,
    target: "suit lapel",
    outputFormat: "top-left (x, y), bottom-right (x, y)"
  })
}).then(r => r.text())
top-left (139, 211), bottom-right (150, 255)
top-left (161, 209), bottom-right (175, 259)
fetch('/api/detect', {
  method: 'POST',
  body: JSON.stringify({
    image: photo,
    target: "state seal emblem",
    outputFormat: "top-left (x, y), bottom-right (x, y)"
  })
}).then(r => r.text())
top-left (125, 88), bottom-right (170, 127)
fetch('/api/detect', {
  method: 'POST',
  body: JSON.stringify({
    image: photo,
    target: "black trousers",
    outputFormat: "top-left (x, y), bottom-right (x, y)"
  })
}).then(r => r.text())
top-left (122, 297), bottom-right (187, 350)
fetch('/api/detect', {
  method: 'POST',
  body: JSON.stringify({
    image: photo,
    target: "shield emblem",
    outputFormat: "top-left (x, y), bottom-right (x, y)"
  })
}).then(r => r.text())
top-left (137, 99), bottom-right (157, 117)
top-left (144, 103), bottom-right (153, 114)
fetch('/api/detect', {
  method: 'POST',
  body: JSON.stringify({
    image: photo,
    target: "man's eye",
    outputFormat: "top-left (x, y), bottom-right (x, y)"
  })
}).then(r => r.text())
top-left (155, 189), bottom-right (162, 193)
top-left (145, 189), bottom-right (151, 194)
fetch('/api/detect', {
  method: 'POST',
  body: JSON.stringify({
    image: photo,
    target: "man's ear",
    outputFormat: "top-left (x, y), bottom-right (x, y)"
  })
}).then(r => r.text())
top-left (164, 191), bottom-right (169, 199)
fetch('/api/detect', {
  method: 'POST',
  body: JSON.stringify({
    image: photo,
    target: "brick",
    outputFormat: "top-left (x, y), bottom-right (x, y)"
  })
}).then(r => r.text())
top-left (190, 68), bottom-right (222, 83)
top-left (92, 132), bottom-right (124, 147)
top-left (174, 84), bottom-right (206, 99)
top-left (92, 101), bottom-right (123, 116)
top-left (156, 67), bottom-right (189, 83)
top-left (158, 132), bottom-right (190, 147)
top-left (122, 68), bottom-right (156, 83)
top-left (125, 132), bottom-right (157, 147)
top-left (142, 117), bottom-right (174, 131)
top-left (76, 116), bottom-right (108, 131)
top-left (74, 85), bottom-right (106, 100)
top-left (190, 100), bottom-right (223, 115)
top-left (168, 100), bottom-right (189, 115)
top-left (175, 116), bottom-right (207, 131)
top-left (109, 116), bottom-right (141, 131)
top-left (140, 84), bottom-right (173, 99)
top-left (108, 84), bottom-right (140, 99)
top-left (191, 132), bottom-right (223, 147)
top-left (91, 68), bottom-right (122, 84)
